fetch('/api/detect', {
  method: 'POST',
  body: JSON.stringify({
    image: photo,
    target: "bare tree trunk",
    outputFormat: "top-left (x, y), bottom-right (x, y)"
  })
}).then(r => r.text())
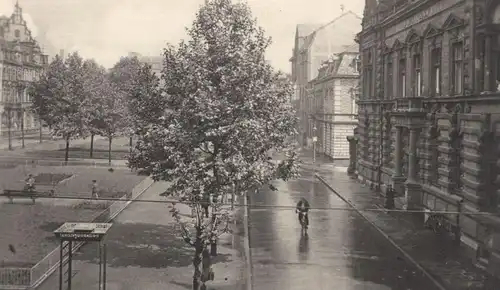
top-left (90, 133), bottom-right (94, 158)
top-left (64, 135), bottom-right (70, 163)
top-left (108, 136), bottom-right (113, 165)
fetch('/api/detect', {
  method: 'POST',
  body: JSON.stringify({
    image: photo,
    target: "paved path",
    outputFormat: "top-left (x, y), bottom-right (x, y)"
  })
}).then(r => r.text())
top-left (248, 163), bottom-right (441, 290)
top-left (37, 181), bottom-right (245, 290)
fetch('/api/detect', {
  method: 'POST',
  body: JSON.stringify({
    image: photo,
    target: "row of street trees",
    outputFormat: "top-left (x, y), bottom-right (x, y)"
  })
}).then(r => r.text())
top-left (126, 0), bottom-right (300, 289)
top-left (28, 52), bottom-right (154, 163)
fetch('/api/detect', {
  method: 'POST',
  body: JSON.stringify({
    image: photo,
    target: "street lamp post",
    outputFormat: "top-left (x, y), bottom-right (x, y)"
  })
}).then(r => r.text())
top-left (312, 124), bottom-right (317, 164)
top-left (7, 106), bottom-right (12, 151)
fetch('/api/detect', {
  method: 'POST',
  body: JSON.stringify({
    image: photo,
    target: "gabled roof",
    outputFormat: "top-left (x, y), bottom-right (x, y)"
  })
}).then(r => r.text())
top-left (299, 11), bottom-right (362, 52)
top-left (296, 24), bottom-right (322, 38)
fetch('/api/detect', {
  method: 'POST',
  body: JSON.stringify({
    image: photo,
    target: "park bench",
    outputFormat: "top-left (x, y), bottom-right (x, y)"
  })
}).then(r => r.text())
top-left (3, 189), bottom-right (38, 204)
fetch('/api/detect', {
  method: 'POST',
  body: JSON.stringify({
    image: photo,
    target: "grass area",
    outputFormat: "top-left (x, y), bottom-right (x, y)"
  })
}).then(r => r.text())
top-left (24, 137), bottom-right (131, 160)
top-left (0, 165), bottom-right (146, 266)
top-left (0, 204), bottom-right (101, 267)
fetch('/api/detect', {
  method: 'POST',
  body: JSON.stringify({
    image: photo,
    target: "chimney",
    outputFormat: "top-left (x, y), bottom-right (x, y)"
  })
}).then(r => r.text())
top-left (59, 49), bottom-right (65, 60)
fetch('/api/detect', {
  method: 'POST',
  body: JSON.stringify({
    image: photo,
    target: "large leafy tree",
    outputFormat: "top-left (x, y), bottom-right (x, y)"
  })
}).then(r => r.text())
top-left (29, 52), bottom-right (90, 162)
top-left (127, 64), bottom-right (163, 131)
top-left (128, 0), bottom-right (299, 289)
top-left (100, 77), bottom-right (129, 165)
top-left (82, 58), bottom-right (108, 158)
top-left (108, 56), bottom-right (144, 150)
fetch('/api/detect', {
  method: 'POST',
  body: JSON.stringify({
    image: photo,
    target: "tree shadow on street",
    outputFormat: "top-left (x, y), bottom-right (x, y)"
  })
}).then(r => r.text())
top-left (75, 222), bottom-right (230, 269)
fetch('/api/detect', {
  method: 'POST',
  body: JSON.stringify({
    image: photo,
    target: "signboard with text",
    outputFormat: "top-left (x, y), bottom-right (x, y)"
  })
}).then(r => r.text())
top-left (54, 222), bottom-right (112, 242)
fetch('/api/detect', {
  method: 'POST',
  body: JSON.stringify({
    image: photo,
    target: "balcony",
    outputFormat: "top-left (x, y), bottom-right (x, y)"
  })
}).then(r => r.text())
top-left (394, 97), bottom-right (425, 113)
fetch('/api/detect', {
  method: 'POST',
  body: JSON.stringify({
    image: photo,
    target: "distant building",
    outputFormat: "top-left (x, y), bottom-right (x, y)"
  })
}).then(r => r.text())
top-left (290, 11), bottom-right (362, 146)
top-left (0, 2), bottom-right (49, 137)
top-left (128, 52), bottom-right (162, 77)
top-left (307, 45), bottom-right (360, 159)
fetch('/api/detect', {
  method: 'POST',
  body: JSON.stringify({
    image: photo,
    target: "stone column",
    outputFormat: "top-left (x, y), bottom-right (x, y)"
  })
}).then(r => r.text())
top-left (405, 127), bottom-right (422, 210)
top-left (329, 124), bottom-right (333, 157)
top-left (392, 126), bottom-right (405, 195)
top-left (347, 136), bottom-right (358, 175)
top-left (484, 35), bottom-right (492, 91)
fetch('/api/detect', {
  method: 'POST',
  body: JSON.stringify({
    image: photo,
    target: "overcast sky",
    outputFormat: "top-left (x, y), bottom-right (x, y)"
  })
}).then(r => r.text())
top-left (3, 0), bottom-right (364, 72)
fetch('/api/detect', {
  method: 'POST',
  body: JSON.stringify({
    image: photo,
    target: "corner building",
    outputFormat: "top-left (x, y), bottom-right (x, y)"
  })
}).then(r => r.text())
top-left (354, 0), bottom-right (500, 276)
top-left (0, 3), bottom-right (48, 137)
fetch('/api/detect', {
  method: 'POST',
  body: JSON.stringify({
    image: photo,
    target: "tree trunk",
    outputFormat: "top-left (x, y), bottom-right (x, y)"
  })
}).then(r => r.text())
top-left (64, 135), bottom-right (70, 163)
top-left (108, 136), bottom-right (112, 165)
top-left (90, 134), bottom-right (94, 158)
top-left (39, 118), bottom-right (42, 143)
top-left (129, 136), bottom-right (133, 154)
top-left (7, 109), bottom-right (12, 150)
top-left (192, 234), bottom-right (203, 290)
top-left (20, 108), bottom-right (25, 149)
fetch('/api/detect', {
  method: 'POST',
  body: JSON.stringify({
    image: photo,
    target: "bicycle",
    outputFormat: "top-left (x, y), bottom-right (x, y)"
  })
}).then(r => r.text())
top-left (297, 210), bottom-right (308, 235)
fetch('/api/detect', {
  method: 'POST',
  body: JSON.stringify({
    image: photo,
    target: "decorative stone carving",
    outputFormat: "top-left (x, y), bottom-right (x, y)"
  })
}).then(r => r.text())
top-left (376, 41), bottom-right (386, 99)
top-left (475, 5), bottom-right (484, 25)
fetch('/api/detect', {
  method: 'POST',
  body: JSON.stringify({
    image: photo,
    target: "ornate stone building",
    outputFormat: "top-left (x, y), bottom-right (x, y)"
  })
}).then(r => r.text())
top-left (0, 3), bottom-right (48, 137)
top-left (352, 0), bottom-right (500, 276)
top-left (290, 12), bottom-right (361, 146)
top-left (307, 46), bottom-right (360, 159)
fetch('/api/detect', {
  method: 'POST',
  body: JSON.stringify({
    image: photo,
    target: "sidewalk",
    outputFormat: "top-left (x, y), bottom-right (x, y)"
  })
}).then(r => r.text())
top-left (302, 150), bottom-right (500, 290)
top-left (37, 181), bottom-right (246, 290)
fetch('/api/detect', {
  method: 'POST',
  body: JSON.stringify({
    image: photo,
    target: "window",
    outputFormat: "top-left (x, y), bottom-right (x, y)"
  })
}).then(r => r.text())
top-left (398, 57), bottom-right (406, 97)
top-left (430, 48), bottom-right (442, 96)
top-left (14, 29), bottom-right (20, 38)
top-left (413, 54), bottom-right (422, 96)
top-left (451, 42), bottom-right (463, 95)
top-left (386, 54), bottom-right (393, 99)
top-left (363, 50), bottom-right (373, 99)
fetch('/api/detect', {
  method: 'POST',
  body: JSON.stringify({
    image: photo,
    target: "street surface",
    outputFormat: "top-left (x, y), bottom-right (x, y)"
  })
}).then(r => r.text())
top-left (248, 167), bottom-right (441, 290)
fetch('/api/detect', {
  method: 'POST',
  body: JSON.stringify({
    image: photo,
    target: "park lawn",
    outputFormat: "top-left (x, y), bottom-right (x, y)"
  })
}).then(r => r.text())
top-left (24, 136), bottom-right (131, 160)
top-left (0, 203), bottom-right (101, 267)
top-left (0, 165), bottom-right (146, 266)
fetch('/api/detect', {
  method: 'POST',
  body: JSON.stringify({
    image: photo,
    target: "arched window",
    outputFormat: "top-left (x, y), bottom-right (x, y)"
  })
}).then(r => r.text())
top-left (406, 30), bottom-right (423, 97)
top-left (14, 29), bottom-right (20, 38)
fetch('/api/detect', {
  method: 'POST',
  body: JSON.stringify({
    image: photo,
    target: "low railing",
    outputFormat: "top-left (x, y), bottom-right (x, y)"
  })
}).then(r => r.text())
top-left (0, 268), bottom-right (31, 287)
top-left (0, 157), bottom-right (129, 168)
top-left (0, 177), bottom-right (154, 289)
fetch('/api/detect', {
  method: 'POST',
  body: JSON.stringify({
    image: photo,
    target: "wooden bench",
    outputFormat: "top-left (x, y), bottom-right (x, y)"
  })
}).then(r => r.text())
top-left (3, 189), bottom-right (38, 204)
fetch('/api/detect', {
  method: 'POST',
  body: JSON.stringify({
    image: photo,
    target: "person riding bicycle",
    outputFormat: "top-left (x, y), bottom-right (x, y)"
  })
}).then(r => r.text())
top-left (295, 197), bottom-right (310, 228)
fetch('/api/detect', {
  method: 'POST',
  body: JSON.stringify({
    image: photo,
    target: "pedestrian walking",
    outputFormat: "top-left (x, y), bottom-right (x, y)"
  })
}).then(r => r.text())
top-left (91, 180), bottom-right (99, 199)
top-left (24, 174), bottom-right (35, 192)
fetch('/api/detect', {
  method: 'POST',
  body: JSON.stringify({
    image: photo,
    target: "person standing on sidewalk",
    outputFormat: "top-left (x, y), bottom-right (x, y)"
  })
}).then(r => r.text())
top-left (91, 180), bottom-right (99, 199)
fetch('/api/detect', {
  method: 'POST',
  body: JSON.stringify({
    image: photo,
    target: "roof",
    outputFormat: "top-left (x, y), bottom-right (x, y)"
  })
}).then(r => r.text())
top-left (296, 24), bottom-right (322, 38)
top-left (299, 11), bottom-right (362, 52)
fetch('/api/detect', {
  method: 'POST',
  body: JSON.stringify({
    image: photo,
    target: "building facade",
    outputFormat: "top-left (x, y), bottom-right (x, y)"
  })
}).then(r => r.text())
top-left (0, 3), bottom-right (48, 137)
top-left (308, 48), bottom-right (360, 159)
top-left (353, 0), bottom-right (500, 276)
top-left (129, 52), bottom-right (162, 76)
top-left (290, 12), bottom-right (362, 146)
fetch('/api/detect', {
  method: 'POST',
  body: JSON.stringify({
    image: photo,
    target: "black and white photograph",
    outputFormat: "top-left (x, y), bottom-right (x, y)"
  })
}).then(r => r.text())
top-left (0, 0), bottom-right (499, 289)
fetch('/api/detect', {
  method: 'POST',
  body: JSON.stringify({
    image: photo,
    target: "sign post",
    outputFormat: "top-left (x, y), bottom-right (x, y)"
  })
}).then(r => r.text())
top-left (54, 222), bottom-right (112, 290)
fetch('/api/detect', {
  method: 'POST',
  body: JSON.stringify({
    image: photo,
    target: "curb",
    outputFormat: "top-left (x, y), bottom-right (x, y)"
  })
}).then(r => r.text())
top-left (243, 192), bottom-right (253, 290)
top-left (315, 174), bottom-right (448, 290)
top-left (29, 178), bottom-right (154, 290)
